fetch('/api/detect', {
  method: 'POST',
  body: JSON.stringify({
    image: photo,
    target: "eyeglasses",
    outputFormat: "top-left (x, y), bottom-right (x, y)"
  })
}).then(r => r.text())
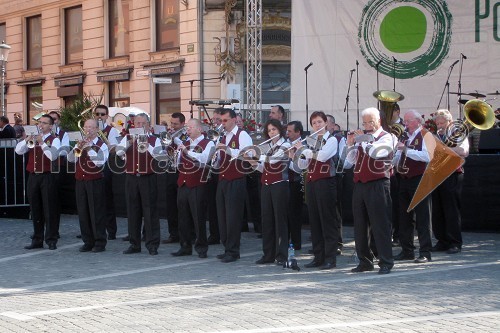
top-left (222, 119), bottom-right (231, 123)
top-left (38, 121), bottom-right (51, 125)
top-left (95, 112), bottom-right (107, 116)
top-left (362, 121), bottom-right (375, 126)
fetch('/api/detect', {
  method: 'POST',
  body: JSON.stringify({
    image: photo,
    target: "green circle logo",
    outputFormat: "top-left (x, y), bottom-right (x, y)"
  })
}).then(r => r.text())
top-left (359, 0), bottom-right (453, 79)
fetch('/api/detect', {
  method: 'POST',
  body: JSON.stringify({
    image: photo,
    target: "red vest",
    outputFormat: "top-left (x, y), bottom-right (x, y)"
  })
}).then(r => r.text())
top-left (75, 139), bottom-right (105, 181)
top-left (307, 136), bottom-right (336, 183)
top-left (219, 128), bottom-right (248, 181)
top-left (125, 135), bottom-right (158, 175)
top-left (261, 143), bottom-right (289, 185)
top-left (26, 135), bottom-right (56, 174)
top-left (353, 131), bottom-right (393, 183)
top-left (177, 138), bottom-right (211, 188)
top-left (397, 131), bottom-right (427, 179)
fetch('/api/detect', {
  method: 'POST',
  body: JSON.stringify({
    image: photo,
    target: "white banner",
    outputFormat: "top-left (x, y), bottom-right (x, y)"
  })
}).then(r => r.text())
top-left (291, 0), bottom-right (500, 130)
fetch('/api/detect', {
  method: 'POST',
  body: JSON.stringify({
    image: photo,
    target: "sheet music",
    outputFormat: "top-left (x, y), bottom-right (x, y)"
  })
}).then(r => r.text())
top-left (67, 131), bottom-right (83, 141)
top-left (129, 128), bottom-right (146, 136)
top-left (23, 125), bottom-right (39, 136)
top-left (153, 125), bottom-right (166, 134)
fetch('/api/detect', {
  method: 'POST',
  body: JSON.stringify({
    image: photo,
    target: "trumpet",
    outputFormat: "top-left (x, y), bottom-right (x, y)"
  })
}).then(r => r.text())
top-left (206, 124), bottom-right (224, 142)
top-left (26, 126), bottom-right (41, 148)
top-left (160, 126), bottom-right (187, 146)
top-left (74, 132), bottom-right (91, 158)
top-left (137, 134), bottom-right (149, 153)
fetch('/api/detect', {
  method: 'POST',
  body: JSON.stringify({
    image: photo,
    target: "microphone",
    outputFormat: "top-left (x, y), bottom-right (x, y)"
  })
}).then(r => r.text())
top-left (392, 56), bottom-right (398, 63)
top-left (350, 69), bottom-right (356, 73)
top-left (304, 62), bottom-right (313, 71)
top-left (461, 53), bottom-right (467, 59)
top-left (376, 59), bottom-right (382, 67)
top-left (450, 59), bottom-right (459, 67)
top-left (356, 60), bottom-right (359, 66)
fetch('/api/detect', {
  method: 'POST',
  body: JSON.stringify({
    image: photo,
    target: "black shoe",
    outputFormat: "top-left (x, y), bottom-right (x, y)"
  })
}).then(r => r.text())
top-left (48, 244), bottom-right (57, 250)
top-left (304, 260), bottom-right (323, 268)
top-left (79, 244), bottom-right (93, 252)
top-left (216, 253), bottom-right (227, 259)
top-left (221, 255), bottom-right (238, 263)
top-left (392, 239), bottom-right (400, 247)
top-left (336, 248), bottom-right (342, 256)
top-left (431, 243), bottom-right (449, 252)
top-left (351, 265), bottom-right (374, 273)
top-left (446, 246), bottom-right (461, 254)
top-left (123, 246), bottom-right (141, 254)
top-left (92, 246), bottom-right (105, 253)
top-left (319, 262), bottom-right (336, 270)
top-left (171, 249), bottom-right (192, 257)
top-left (161, 236), bottom-right (179, 244)
top-left (255, 257), bottom-right (274, 265)
top-left (24, 242), bottom-right (43, 250)
top-left (122, 235), bottom-right (130, 241)
top-left (198, 253), bottom-right (208, 259)
top-left (378, 266), bottom-right (391, 274)
top-left (394, 251), bottom-right (415, 260)
top-left (76, 235), bottom-right (82, 239)
top-left (414, 255), bottom-right (431, 263)
top-left (107, 234), bottom-right (116, 240)
top-left (149, 248), bottom-right (158, 256)
top-left (207, 237), bottom-right (220, 245)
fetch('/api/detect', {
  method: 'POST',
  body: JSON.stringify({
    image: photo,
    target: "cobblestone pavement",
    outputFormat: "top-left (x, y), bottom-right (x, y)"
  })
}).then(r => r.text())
top-left (0, 215), bottom-right (499, 332)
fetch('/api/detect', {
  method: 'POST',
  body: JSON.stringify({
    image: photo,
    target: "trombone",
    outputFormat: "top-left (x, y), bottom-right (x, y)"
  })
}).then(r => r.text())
top-left (229, 134), bottom-right (281, 162)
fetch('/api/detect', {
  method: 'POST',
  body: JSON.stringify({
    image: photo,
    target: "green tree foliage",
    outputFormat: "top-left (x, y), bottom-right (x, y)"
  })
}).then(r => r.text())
top-left (59, 92), bottom-right (103, 132)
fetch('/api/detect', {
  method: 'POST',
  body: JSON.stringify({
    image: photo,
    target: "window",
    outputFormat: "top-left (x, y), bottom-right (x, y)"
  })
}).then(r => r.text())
top-left (156, 0), bottom-right (179, 50)
top-left (156, 75), bottom-right (180, 124)
top-left (0, 23), bottom-right (5, 43)
top-left (109, 0), bottom-right (129, 58)
top-left (27, 85), bottom-right (43, 125)
top-left (262, 64), bottom-right (291, 104)
top-left (27, 16), bottom-right (42, 69)
top-left (109, 81), bottom-right (130, 107)
top-left (65, 6), bottom-right (83, 64)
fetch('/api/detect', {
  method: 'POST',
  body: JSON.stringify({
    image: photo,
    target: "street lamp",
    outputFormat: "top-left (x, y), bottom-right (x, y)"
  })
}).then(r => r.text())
top-left (0, 41), bottom-right (11, 116)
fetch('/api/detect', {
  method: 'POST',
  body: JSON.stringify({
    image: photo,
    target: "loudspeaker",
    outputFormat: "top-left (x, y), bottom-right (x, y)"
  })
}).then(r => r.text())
top-left (478, 128), bottom-right (500, 154)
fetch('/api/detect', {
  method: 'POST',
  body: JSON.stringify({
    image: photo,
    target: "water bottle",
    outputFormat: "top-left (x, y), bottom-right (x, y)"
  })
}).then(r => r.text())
top-left (287, 243), bottom-right (295, 261)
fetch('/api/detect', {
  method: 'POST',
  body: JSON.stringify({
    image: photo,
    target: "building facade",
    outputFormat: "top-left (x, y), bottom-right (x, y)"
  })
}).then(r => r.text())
top-left (0, 0), bottom-right (291, 127)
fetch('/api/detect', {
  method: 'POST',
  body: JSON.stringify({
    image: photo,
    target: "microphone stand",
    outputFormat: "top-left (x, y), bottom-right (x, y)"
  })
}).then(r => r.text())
top-left (436, 62), bottom-right (457, 110)
top-left (177, 76), bottom-right (223, 119)
top-left (356, 60), bottom-right (360, 129)
top-left (304, 63), bottom-right (313, 132)
top-left (457, 55), bottom-right (466, 119)
top-left (376, 59), bottom-right (382, 110)
top-left (343, 69), bottom-right (356, 132)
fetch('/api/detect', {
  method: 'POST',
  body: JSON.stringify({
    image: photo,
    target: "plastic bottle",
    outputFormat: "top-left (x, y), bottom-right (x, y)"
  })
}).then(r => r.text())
top-left (287, 243), bottom-right (295, 261)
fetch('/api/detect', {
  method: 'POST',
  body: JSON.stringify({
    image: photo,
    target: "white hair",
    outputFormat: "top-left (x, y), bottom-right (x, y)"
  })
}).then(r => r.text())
top-left (405, 109), bottom-right (423, 124)
top-left (434, 109), bottom-right (453, 122)
top-left (361, 107), bottom-right (381, 121)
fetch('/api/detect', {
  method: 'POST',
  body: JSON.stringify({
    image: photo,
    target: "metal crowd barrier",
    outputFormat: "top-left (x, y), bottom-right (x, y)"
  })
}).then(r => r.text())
top-left (0, 139), bottom-right (29, 209)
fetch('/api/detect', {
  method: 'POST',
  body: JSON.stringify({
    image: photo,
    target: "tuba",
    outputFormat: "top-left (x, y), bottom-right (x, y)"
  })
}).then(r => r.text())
top-left (442, 99), bottom-right (495, 147)
top-left (373, 90), bottom-right (405, 137)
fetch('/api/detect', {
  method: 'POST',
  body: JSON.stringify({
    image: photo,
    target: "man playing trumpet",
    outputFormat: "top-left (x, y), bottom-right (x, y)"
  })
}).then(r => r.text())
top-left (15, 115), bottom-right (61, 250)
top-left (67, 119), bottom-right (109, 253)
top-left (117, 113), bottom-right (162, 255)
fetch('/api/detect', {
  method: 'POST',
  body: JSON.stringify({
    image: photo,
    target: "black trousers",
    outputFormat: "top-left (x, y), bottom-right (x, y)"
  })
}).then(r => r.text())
top-left (103, 163), bottom-right (117, 237)
top-left (432, 172), bottom-right (463, 249)
top-left (126, 174), bottom-right (160, 251)
top-left (288, 181), bottom-right (303, 249)
top-left (76, 178), bottom-right (107, 248)
top-left (390, 175), bottom-right (401, 241)
top-left (261, 181), bottom-right (289, 261)
top-left (27, 173), bottom-right (59, 245)
top-left (245, 171), bottom-right (262, 233)
top-left (399, 175), bottom-right (432, 257)
top-left (216, 177), bottom-right (246, 257)
top-left (334, 173), bottom-right (344, 249)
top-left (165, 171), bottom-right (179, 238)
top-left (306, 177), bottom-right (339, 264)
top-left (207, 173), bottom-right (220, 240)
top-left (177, 184), bottom-right (208, 255)
top-left (352, 178), bottom-right (394, 268)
